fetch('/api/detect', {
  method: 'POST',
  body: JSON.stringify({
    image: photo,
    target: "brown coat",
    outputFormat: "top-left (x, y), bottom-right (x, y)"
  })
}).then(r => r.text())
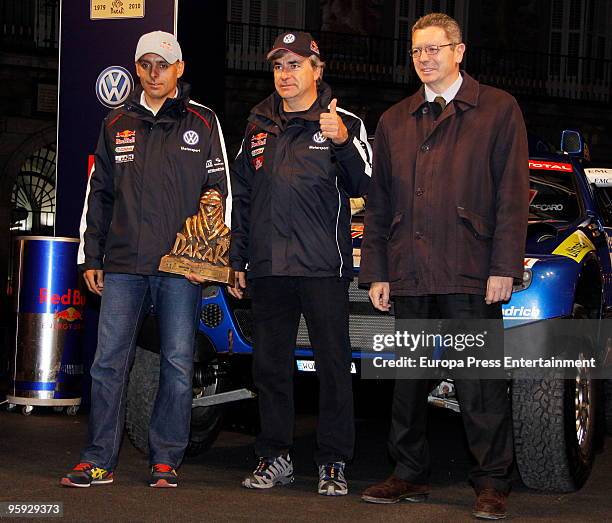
top-left (359, 73), bottom-right (529, 296)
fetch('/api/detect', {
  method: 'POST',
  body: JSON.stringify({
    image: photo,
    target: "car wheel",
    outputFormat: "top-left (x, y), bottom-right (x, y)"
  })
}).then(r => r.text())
top-left (511, 304), bottom-right (597, 492)
top-left (512, 371), bottom-right (596, 492)
top-left (125, 346), bottom-right (224, 457)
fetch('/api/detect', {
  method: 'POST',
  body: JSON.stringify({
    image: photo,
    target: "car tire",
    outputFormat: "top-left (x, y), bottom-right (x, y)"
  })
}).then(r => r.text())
top-left (125, 345), bottom-right (224, 457)
top-left (512, 373), bottom-right (596, 492)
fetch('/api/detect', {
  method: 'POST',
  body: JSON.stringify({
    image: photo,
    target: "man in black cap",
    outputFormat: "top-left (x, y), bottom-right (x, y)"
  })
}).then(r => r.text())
top-left (61, 30), bottom-right (230, 489)
top-left (229, 31), bottom-right (371, 496)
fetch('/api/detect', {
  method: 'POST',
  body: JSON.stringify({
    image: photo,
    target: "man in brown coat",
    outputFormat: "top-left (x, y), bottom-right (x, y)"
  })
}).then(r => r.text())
top-left (359, 13), bottom-right (529, 520)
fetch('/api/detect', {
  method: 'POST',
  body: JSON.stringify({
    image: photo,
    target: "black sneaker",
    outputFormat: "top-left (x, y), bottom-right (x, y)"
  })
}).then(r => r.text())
top-left (60, 462), bottom-right (114, 488)
top-left (242, 454), bottom-right (294, 489)
top-left (149, 464), bottom-right (178, 488)
top-left (318, 462), bottom-right (348, 496)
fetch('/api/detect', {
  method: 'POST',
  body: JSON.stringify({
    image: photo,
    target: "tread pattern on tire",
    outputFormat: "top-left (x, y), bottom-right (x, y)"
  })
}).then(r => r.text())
top-left (512, 378), bottom-right (579, 492)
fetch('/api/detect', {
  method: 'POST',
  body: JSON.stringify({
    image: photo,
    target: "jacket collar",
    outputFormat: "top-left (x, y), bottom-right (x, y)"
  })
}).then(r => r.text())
top-left (125, 81), bottom-right (191, 119)
top-left (249, 82), bottom-right (333, 132)
top-left (408, 71), bottom-right (479, 115)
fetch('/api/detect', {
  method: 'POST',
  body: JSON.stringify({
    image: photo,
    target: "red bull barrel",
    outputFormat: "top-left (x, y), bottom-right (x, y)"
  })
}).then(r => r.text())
top-left (8, 236), bottom-right (85, 413)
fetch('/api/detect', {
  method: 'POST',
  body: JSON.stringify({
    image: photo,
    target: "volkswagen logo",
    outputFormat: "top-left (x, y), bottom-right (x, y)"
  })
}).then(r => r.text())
top-left (96, 66), bottom-right (133, 108)
top-left (312, 131), bottom-right (327, 144)
top-left (283, 33), bottom-right (296, 44)
top-left (183, 130), bottom-right (200, 145)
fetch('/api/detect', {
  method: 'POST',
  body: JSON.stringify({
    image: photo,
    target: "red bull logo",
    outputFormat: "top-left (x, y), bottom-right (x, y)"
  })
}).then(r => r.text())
top-left (116, 129), bottom-right (136, 139)
top-left (54, 307), bottom-right (83, 322)
top-left (39, 288), bottom-right (86, 306)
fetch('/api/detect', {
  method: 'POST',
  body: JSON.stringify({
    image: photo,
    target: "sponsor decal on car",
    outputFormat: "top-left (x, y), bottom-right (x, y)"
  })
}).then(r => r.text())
top-left (523, 258), bottom-right (539, 269)
top-left (552, 230), bottom-right (595, 262)
top-left (502, 305), bottom-right (542, 320)
top-left (528, 160), bottom-right (572, 172)
top-left (584, 168), bottom-right (612, 187)
top-left (531, 203), bottom-right (564, 211)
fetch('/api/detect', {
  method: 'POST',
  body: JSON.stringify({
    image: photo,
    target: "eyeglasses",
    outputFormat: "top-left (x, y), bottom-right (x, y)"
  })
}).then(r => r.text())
top-left (410, 43), bottom-right (457, 58)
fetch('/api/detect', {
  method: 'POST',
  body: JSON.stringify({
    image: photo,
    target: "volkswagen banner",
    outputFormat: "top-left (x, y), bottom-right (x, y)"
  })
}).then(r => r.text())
top-left (55, 0), bottom-right (177, 237)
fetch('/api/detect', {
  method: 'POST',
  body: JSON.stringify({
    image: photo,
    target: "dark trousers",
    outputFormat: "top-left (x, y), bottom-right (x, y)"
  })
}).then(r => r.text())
top-left (251, 276), bottom-right (355, 465)
top-left (390, 294), bottom-right (513, 493)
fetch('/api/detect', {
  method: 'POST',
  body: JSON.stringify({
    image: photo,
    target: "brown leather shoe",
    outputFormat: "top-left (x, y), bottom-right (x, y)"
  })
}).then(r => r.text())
top-left (472, 488), bottom-right (508, 520)
top-left (361, 475), bottom-right (430, 504)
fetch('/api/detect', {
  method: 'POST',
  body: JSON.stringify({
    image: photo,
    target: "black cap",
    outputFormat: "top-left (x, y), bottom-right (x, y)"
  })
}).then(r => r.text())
top-left (266, 31), bottom-right (320, 60)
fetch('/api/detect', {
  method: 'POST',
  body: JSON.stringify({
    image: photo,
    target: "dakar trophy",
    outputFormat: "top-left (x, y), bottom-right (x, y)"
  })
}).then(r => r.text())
top-left (158, 189), bottom-right (234, 284)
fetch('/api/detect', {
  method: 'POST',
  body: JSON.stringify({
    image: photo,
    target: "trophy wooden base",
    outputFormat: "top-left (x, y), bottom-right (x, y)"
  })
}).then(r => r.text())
top-left (158, 255), bottom-right (234, 284)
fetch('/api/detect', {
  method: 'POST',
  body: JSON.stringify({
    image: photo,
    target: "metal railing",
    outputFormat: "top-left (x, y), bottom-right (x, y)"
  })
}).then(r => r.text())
top-left (226, 22), bottom-right (612, 103)
top-left (1, 0), bottom-right (59, 52)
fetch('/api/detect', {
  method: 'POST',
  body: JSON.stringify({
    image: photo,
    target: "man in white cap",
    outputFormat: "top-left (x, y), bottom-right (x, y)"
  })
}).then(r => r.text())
top-left (61, 31), bottom-right (230, 488)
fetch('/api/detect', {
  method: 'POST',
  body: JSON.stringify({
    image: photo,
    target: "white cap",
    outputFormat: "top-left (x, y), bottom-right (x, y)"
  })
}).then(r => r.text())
top-left (135, 31), bottom-right (182, 63)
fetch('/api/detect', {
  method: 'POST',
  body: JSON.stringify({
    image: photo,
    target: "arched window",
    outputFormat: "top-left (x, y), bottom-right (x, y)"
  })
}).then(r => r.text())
top-left (10, 144), bottom-right (56, 234)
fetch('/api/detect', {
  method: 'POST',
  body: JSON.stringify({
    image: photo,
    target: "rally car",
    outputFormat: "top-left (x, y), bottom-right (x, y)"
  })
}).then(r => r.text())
top-left (126, 130), bottom-right (612, 493)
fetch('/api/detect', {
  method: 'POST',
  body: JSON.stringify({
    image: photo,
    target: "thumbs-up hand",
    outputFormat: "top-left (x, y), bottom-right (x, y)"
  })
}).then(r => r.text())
top-left (319, 98), bottom-right (349, 145)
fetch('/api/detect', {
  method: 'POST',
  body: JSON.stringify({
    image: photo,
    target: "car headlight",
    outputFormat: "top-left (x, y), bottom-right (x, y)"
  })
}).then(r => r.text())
top-left (512, 268), bottom-right (532, 293)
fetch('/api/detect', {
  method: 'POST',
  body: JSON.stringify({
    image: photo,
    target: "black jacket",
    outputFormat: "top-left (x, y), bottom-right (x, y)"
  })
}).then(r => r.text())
top-left (78, 82), bottom-right (230, 275)
top-left (230, 83), bottom-right (371, 279)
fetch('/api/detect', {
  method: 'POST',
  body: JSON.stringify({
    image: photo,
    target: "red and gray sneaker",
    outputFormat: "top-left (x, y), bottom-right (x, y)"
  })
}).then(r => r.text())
top-left (60, 462), bottom-right (114, 488)
top-left (150, 464), bottom-right (178, 488)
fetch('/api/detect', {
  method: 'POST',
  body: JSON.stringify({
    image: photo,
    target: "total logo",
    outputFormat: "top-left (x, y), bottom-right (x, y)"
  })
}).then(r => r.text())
top-left (96, 66), bottom-right (133, 108)
top-left (183, 130), bottom-right (199, 146)
top-left (503, 305), bottom-right (541, 320)
top-left (528, 160), bottom-right (572, 172)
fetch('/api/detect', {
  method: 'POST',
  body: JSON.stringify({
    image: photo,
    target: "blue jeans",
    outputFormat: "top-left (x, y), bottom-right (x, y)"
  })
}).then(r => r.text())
top-left (80, 273), bottom-right (200, 470)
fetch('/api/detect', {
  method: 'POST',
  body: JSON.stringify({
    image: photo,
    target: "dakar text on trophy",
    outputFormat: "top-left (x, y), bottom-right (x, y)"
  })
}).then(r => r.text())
top-left (159, 189), bottom-right (235, 284)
